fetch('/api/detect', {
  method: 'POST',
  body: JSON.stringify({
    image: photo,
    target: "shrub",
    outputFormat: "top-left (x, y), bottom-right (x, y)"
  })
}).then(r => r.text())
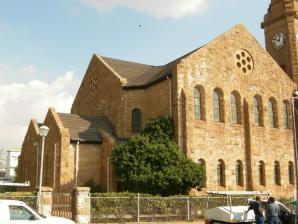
top-left (110, 117), bottom-right (206, 196)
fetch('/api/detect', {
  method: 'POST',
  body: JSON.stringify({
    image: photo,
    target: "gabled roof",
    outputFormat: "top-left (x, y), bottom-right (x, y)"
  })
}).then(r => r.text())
top-left (100, 47), bottom-right (201, 89)
top-left (58, 113), bottom-right (115, 143)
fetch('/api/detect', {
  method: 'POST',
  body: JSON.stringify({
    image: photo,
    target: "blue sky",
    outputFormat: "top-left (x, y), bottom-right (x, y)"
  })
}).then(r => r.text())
top-left (0, 0), bottom-right (270, 148)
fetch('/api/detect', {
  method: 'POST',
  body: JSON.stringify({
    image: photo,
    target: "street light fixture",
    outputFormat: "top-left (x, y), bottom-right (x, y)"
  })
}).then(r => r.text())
top-left (291, 93), bottom-right (298, 200)
top-left (37, 125), bottom-right (49, 212)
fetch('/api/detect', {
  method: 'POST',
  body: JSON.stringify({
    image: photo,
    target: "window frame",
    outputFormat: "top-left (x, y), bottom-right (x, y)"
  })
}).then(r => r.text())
top-left (258, 161), bottom-right (266, 186)
top-left (131, 108), bottom-right (142, 133)
top-left (288, 161), bottom-right (294, 185)
top-left (213, 88), bottom-right (225, 123)
top-left (194, 87), bottom-right (202, 120)
top-left (282, 100), bottom-right (290, 128)
top-left (235, 160), bottom-right (243, 186)
top-left (274, 161), bottom-right (281, 186)
top-left (268, 98), bottom-right (278, 128)
top-left (217, 159), bottom-right (225, 187)
top-left (253, 97), bottom-right (260, 125)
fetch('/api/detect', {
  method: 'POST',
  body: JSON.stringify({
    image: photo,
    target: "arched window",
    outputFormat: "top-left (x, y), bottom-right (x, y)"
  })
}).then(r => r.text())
top-left (274, 161), bottom-right (281, 186)
top-left (217, 159), bottom-right (225, 187)
top-left (193, 86), bottom-right (205, 120)
top-left (231, 91), bottom-right (241, 124)
top-left (213, 88), bottom-right (224, 123)
top-left (132, 108), bottom-right (142, 133)
top-left (253, 96), bottom-right (263, 126)
top-left (198, 159), bottom-right (206, 187)
top-left (231, 94), bottom-right (237, 124)
top-left (282, 101), bottom-right (290, 128)
top-left (235, 160), bottom-right (243, 186)
top-left (194, 88), bottom-right (201, 120)
top-left (288, 161), bottom-right (294, 185)
top-left (268, 100), bottom-right (274, 128)
top-left (268, 98), bottom-right (278, 128)
top-left (258, 161), bottom-right (266, 186)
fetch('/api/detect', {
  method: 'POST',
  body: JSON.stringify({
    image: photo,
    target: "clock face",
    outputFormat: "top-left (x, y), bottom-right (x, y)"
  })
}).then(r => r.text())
top-left (272, 32), bottom-right (286, 50)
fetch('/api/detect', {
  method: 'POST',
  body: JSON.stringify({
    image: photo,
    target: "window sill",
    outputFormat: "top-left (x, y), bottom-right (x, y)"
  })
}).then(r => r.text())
top-left (251, 125), bottom-right (265, 129)
top-left (194, 120), bottom-right (207, 128)
top-left (193, 119), bottom-right (207, 123)
top-left (268, 127), bottom-right (279, 130)
top-left (213, 121), bottom-right (225, 125)
top-left (230, 123), bottom-right (243, 128)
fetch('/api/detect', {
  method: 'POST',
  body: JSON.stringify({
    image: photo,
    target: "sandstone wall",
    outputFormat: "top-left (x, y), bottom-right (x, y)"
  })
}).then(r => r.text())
top-left (175, 24), bottom-right (296, 198)
top-left (18, 119), bottom-right (40, 191)
top-left (121, 80), bottom-right (171, 138)
top-left (43, 108), bottom-right (73, 192)
top-left (71, 55), bottom-right (125, 137)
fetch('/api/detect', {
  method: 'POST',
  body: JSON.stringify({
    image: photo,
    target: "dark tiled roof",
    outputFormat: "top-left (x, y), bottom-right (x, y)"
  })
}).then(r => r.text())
top-left (58, 113), bottom-right (115, 143)
top-left (100, 46), bottom-right (203, 88)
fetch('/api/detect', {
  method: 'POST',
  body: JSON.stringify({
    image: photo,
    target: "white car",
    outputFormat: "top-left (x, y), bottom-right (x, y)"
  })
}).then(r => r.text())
top-left (0, 200), bottom-right (75, 224)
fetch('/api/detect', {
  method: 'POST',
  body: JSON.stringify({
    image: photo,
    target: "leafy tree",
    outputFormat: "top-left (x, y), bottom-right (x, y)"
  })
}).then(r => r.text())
top-left (110, 117), bottom-right (205, 196)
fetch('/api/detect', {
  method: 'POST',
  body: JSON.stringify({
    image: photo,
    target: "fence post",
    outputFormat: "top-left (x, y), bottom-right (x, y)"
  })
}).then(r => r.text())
top-left (37, 187), bottom-right (53, 216)
top-left (187, 196), bottom-right (190, 221)
top-left (72, 187), bottom-right (90, 224)
top-left (137, 193), bottom-right (140, 223)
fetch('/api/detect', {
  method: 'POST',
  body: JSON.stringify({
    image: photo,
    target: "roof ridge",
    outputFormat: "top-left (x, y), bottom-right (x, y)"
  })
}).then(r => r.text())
top-left (58, 112), bottom-right (105, 118)
top-left (100, 55), bottom-right (156, 67)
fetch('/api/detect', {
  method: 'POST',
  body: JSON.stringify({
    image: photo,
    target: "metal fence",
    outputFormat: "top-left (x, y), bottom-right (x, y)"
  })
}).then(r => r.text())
top-left (90, 195), bottom-right (250, 223)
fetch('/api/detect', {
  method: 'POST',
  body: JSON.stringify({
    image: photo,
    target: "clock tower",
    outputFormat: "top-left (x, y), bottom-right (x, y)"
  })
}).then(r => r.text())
top-left (262, 0), bottom-right (298, 84)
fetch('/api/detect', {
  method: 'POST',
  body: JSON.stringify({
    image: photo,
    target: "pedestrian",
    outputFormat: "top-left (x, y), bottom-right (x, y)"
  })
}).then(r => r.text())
top-left (266, 196), bottom-right (282, 224)
top-left (246, 196), bottom-right (264, 224)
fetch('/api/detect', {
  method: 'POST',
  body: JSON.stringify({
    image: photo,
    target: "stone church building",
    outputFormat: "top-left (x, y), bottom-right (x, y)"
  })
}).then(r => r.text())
top-left (18, 0), bottom-right (298, 198)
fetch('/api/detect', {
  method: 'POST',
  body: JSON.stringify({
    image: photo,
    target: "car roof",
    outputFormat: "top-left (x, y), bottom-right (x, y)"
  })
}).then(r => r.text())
top-left (0, 200), bottom-right (27, 206)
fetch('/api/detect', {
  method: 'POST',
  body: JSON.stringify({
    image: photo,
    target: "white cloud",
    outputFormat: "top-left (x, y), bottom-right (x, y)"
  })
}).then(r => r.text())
top-left (0, 72), bottom-right (80, 149)
top-left (21, 64), bottom-right (36, 74)
top-left (80, 0), bottom-right (210, 19)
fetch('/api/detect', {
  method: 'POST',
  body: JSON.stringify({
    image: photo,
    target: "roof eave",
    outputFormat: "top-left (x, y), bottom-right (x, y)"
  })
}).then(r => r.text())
top-left (122, 73), bottom-right (172, 90)
top-left (70, 139), bottom-right (102, 144)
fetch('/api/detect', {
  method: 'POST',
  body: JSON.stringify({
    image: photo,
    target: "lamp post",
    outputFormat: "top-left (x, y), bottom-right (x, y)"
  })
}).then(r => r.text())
top-left (37, 125), bottom-right (49, 212)
top-left (291, 92), bottom-right (298, 200)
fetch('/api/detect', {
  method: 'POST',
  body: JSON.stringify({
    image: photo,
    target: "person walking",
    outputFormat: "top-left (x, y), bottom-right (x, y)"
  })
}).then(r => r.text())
top-left (246, 196), bottom-right (264, 224)
top-left (266, 196), bottom-right (281, 224)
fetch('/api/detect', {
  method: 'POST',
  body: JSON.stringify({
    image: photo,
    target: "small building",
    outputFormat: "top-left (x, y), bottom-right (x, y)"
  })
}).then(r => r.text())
top-left (5, 150), bottom-right (21, 181)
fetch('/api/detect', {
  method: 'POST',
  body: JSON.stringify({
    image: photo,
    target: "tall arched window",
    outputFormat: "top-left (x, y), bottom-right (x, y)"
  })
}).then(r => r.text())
top-left (213, 88), bottom-right (224, 123)
top-left (282, 101), bottom-right (290, 128)
top-left (231, 94), bottom-right (238, 124)
top-left (235, 160), bottom-right (243, 186)
top-left (132, 108), bottom-right (142, 133)
top-left (198, 159), bottom-right (206, 187)
top-left (274, 161), bottom-right (281, 186)
top-left (193, 86), bottom-right (205, 120)
top-left (268, 98), bottom-right (278, 128)
top-left (258, 161), bottom-right (266, 186)
top-left (288, 161), bottom-right (294, 185)
top-left (231, 91), bottom-right (241, 124)
top-left (217, 159), bottom-right (225, 187)
top-left (253, 96), bottom-right (262, 126)
top-left (268, 100), bottom-right (274, 128)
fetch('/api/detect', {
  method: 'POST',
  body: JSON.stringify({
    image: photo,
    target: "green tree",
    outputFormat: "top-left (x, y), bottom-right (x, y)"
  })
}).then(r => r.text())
top-left (110, 117), bottom-right (205, 196)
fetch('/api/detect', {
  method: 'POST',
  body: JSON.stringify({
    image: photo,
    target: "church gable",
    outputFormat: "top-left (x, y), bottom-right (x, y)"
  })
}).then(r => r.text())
top-left (177, 24), bottom-right (295, 91)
